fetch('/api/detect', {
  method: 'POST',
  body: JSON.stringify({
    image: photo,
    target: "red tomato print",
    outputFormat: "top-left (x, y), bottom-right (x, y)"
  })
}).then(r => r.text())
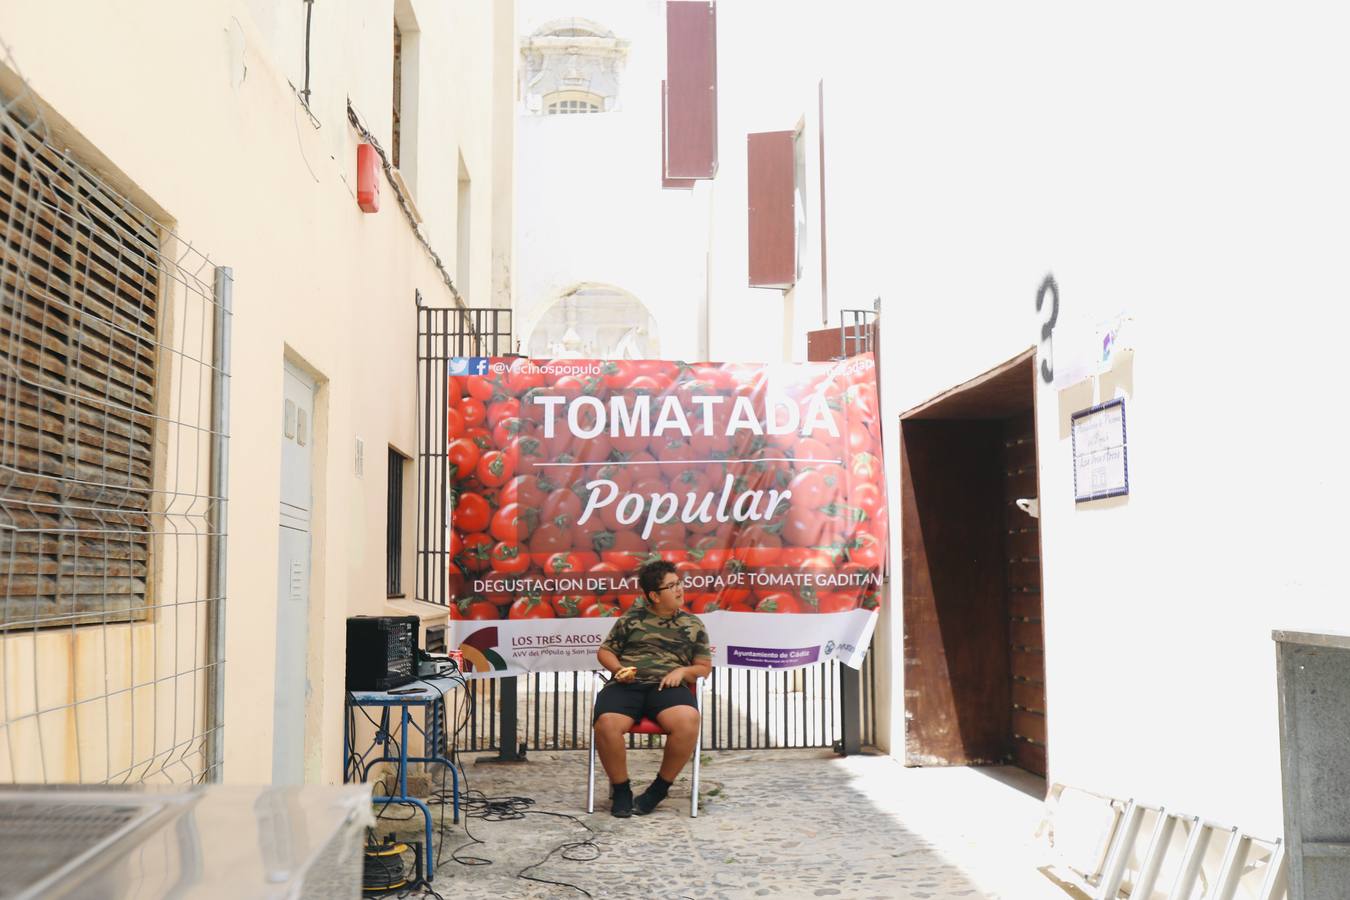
top-left (454, 492), bottom-right (491, 533)
top-left (490, 541), bottom-right (529, 575)
top-left (458, 532), bottom-right (493, 573)
top-left (447, 438), bottom-right (480, 480)
top-left (475, 450), bottom-right (514, 488)
top-left (445, 356), bottom-right (887, 639)
top-left (460, 397), bottom-right (487, 427)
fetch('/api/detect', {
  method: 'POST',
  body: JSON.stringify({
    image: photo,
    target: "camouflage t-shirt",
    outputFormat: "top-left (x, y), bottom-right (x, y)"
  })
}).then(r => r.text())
top-left (600, 605), bottom-right (711, 684)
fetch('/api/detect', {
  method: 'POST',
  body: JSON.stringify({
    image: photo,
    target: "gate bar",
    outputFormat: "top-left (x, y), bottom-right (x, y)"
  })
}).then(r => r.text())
top-left (836, 664), bottom-right (861, 755)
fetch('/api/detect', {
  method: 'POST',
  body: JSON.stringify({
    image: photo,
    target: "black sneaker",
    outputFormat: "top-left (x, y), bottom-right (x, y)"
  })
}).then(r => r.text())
top-left (610, 781), bottom-right (633, 818)
top-left (634, 778), bottom-right (671, 816)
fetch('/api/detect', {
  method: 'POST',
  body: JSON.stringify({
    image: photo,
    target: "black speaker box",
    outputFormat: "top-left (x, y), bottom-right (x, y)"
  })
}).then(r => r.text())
top-left (346, 616), bottom-right (419, 691)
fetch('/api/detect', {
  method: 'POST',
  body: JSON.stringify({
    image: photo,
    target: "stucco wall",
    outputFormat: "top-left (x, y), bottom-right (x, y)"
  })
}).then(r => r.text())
top-left (0, 0), bottom-right (511, 784)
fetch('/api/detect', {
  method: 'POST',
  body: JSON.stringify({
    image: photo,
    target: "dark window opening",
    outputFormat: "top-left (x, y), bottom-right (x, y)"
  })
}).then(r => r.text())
top-left (387, 446), bottom-right (408, 597)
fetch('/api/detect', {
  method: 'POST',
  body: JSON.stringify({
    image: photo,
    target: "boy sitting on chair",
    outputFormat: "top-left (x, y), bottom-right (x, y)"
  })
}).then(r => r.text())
top-left (594, 559), bottom-right (712, 817)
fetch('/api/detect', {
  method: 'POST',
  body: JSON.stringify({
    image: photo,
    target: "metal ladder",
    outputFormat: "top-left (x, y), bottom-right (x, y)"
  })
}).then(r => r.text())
top-left (1092, 799), bottom-right (1288, 900)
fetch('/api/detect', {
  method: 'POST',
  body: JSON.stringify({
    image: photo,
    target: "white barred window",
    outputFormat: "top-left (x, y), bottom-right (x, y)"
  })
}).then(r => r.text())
top-left (545, 91), bottom-right (603, 115)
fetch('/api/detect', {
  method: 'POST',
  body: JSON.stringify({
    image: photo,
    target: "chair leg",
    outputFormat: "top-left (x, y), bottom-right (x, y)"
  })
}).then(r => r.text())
top-left (587, 726), bottom-right (596, 814)
top-left (691, 682), bottom-right (702, 818)
top-left (690, 738), bottom-right (700, 818)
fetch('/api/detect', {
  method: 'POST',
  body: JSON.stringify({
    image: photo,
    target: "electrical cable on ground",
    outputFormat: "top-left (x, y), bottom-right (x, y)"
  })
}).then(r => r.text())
top-left (356, 702), bottom-right (409, 824)
top-left (351, 670), bottom-right (599, 897)
top-left (361, 838), bottom-right (447, 900)
top-left (396, 884), bottom-right (445, 900)
top-left (434, 760), bottom-right (602, 899)
top-left (354, 673), bottom-right (471, 895)
top-left (434, 682), bottom-right (469, 871)
top-left (362, 846), bottom-right (407, 893)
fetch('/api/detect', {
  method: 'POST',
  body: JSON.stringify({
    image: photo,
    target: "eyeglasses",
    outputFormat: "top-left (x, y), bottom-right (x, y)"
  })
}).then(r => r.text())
top-left (657, 580), bottom-right (682, 592)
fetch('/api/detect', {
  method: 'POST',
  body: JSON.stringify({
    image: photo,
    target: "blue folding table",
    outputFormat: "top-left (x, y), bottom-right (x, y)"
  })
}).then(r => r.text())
top-left (343, 675), bottom-right (462, 881)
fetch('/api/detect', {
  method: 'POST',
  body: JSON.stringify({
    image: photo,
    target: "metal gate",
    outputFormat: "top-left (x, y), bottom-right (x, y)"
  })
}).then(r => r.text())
top-left (415, 308), bottom-right (880, 755)
top-left (456, 654), bottom-right (877, 754)
top-left (413, 301), bottom-right (513, 611)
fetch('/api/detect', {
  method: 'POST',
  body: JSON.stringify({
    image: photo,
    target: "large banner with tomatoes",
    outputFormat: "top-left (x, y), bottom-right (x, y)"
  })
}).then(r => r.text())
top-left (444, 355), bottom-right (886, 677)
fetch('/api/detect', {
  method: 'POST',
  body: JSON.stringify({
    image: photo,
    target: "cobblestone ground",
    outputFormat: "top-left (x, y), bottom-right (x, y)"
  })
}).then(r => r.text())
top-left (375, 748), bottom-right (1057, 900)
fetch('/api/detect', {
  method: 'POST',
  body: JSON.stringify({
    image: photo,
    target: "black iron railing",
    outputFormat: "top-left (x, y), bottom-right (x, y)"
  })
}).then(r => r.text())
top-left (454, 652), bottom-right (877, 754)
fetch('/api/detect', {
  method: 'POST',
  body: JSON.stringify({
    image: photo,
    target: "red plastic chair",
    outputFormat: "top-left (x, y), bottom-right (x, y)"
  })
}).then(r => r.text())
top-left (586, 672), bottom-right (703, 817)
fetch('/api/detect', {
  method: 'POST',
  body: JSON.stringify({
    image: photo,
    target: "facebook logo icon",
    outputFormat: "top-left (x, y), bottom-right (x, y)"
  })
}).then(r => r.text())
top-left (448, 357), bottom-right (490, 376)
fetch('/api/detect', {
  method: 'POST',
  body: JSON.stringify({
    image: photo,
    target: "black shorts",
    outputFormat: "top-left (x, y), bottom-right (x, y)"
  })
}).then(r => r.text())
top-left (593, 681), bottom-right (698, 725)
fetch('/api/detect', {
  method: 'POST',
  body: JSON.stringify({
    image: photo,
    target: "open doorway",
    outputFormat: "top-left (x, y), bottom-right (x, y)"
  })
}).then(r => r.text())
top-left (899, 349), bottom-right (1047, 777)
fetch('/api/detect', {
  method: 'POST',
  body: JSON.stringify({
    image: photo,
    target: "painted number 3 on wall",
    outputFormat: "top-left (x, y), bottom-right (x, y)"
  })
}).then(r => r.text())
top-left (1036, 274), bottom-right (1059, 384)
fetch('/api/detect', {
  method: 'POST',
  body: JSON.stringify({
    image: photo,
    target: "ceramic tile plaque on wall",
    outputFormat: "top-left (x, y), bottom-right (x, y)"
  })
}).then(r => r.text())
top-left (1072, 398), bottom-right (1129, 502)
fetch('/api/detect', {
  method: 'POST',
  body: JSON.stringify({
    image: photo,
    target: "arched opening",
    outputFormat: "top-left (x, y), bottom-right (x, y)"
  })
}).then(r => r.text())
top-left (527, 285), bottom-right (659, 359)
top-left (544, 89), bottom-right (603, 115)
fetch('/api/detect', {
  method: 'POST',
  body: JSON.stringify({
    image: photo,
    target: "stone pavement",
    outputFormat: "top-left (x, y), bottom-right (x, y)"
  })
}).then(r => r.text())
top-left (376, 747), bottom-right (1074, 900)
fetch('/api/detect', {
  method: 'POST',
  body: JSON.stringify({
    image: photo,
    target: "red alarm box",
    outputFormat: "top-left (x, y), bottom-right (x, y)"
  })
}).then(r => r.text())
top-left (357, 143), bottom-right (380, 213)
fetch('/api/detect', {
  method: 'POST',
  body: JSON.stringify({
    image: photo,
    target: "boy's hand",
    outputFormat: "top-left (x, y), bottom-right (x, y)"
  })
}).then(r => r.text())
top-left (659, 667), bottom-right (686, 689)
top-left (615, 666), bottom-right (637, 683)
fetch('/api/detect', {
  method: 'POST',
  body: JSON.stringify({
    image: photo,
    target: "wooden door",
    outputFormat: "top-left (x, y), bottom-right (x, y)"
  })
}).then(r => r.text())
top-left (898, 350), bottom-right (1049, 774)
top-left (900, 419), bottom-right (1010, 766)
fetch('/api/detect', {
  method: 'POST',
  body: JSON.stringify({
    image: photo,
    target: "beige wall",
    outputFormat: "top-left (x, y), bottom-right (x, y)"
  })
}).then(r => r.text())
top-left (0, 0), bottom-right (513, 785)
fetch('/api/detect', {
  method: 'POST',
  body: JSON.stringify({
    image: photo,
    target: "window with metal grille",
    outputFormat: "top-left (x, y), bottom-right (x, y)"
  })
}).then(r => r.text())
top-left (386, 446), bottom-right (407, 597)
top-left (0, 108), bottom-right (160, 629)
top-left (545, 93), bottom-right (602, 115)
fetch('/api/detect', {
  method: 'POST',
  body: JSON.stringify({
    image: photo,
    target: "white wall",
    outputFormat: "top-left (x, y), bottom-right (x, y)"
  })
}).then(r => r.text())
top-left (704, 0), bottom-right (828, 363)
top-left (517, 0), bottom-right (838, 363)
top-left (818, 1), bottom-right (1350, 836)
top-left (516, 0), bottom-right (1350, 838)
top-left (517, 0), bottom-right (708, 360)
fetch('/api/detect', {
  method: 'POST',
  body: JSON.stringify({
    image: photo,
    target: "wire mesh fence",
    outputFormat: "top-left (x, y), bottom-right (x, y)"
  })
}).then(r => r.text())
top-left (0, 51), bottom-right (230, 785)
